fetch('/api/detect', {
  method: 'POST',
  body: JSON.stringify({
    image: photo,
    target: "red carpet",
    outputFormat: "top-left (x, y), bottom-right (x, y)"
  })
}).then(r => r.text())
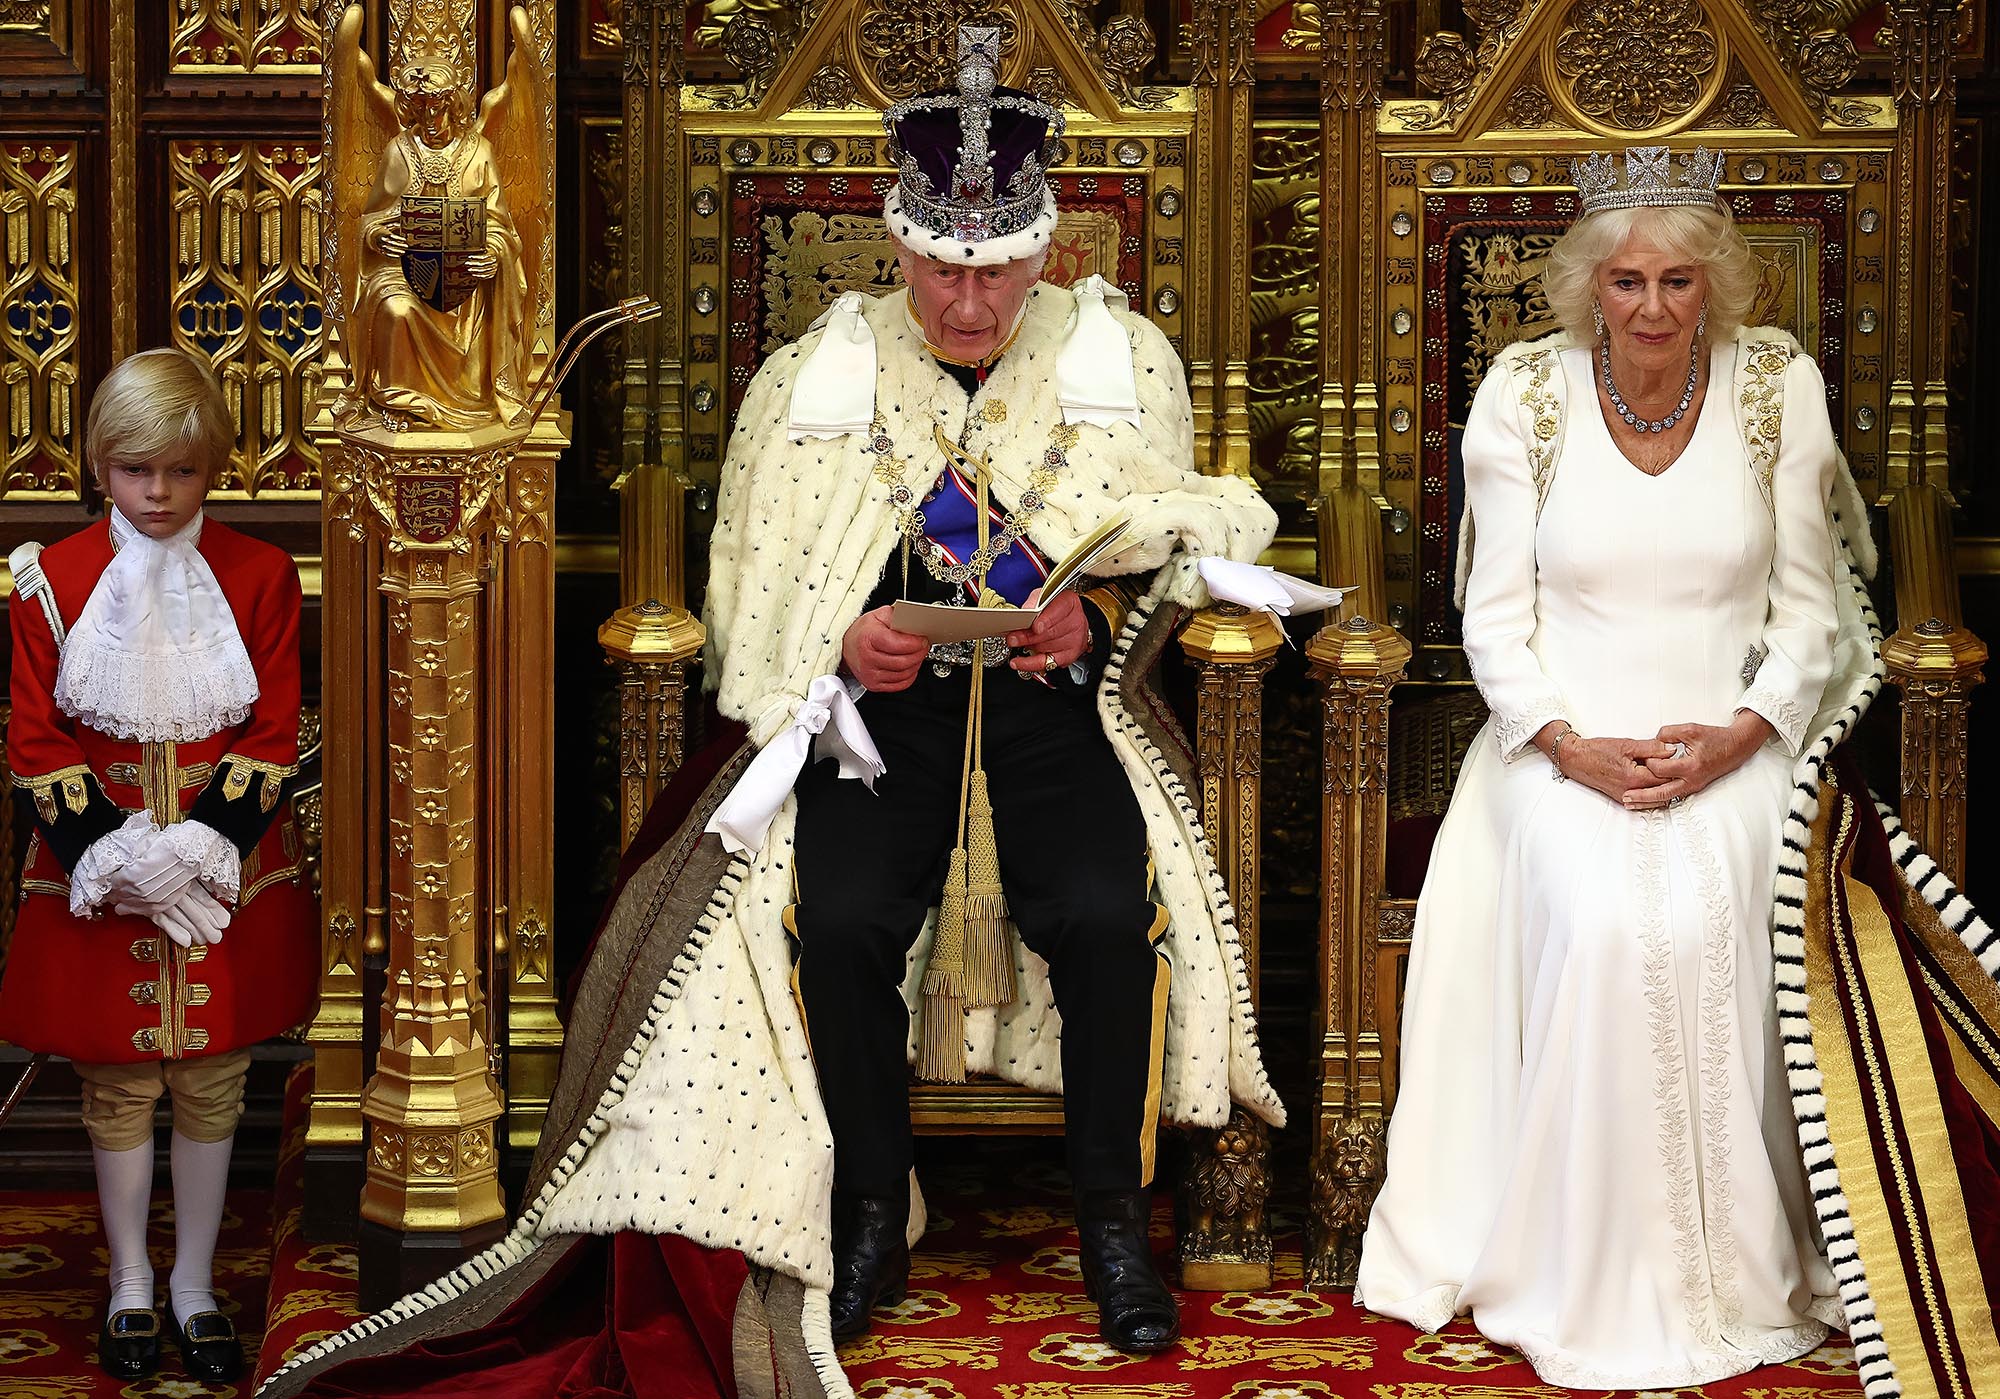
top-left (836, 1154), bottom-right (1866, 1399)
top-left (0, 1066), bottom-right (1868, 1398)
top-left (0, 1187), bottom-right (269, 1397)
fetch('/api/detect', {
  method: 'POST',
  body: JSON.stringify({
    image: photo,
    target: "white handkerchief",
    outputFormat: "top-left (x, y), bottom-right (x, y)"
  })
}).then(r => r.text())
top-left (706, 674), bottom-right (884, 855)
top-left (1057, 274), bottom-right (1142, 430)
top-left (787, 292), bottom-right (877, 441)
top-left (1197, 557), bottom-right (1353, 617)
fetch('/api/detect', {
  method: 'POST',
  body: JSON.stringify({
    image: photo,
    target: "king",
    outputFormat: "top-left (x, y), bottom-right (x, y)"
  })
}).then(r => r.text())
top-left (703, 25), bottom-right (1287, 1351)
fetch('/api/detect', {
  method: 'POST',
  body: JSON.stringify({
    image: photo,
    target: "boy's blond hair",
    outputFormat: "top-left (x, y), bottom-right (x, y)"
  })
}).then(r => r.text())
top-left (84, 347), bottom-right (234, 485)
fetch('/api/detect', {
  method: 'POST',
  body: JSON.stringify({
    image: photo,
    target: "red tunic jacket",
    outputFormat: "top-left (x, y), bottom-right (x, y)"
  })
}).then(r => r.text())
top-left (1, 517), bottom-right (318, 1063)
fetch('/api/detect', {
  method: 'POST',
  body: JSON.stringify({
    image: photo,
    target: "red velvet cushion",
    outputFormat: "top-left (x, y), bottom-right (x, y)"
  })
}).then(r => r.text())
top-left (1385, 813), bottom-right (1445, 901)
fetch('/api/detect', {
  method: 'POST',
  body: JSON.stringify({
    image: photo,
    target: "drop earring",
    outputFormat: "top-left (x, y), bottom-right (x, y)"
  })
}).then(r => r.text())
top-left (1696, 300), bottom-right (1707, 339)
top-left (1592, 301), bottom-right (1606, 338)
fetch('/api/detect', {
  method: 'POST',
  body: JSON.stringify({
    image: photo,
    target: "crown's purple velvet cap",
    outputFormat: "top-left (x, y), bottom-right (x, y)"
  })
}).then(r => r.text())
top-left (888, 85), bottom-right (1054, 216)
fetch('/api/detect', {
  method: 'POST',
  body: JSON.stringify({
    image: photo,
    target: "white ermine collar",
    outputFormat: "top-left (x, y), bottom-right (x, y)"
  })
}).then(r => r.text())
top-left (53, 508), bottom-right (260, 742)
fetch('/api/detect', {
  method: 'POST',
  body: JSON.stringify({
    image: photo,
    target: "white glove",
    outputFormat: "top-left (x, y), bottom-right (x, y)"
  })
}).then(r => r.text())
top-left (114, 882), bottom-right (232, 949)
top-left (106, 835), bottom-right (202, 908)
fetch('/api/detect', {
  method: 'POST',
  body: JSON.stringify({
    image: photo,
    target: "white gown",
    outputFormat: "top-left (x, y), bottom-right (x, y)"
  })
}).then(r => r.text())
top-left (1356, 340), bottom-right (1848, 1389)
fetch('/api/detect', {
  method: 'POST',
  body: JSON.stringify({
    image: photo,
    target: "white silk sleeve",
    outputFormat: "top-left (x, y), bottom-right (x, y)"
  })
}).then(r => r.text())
top-left (1735, 353), bottom-right (1838, 756)
top-left (1459, 365), bottom-right (1571, 761)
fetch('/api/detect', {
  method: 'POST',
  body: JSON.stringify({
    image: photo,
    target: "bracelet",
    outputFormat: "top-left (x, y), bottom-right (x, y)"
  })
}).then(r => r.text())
top-left (1549, 727), bottom-right (1576, 783)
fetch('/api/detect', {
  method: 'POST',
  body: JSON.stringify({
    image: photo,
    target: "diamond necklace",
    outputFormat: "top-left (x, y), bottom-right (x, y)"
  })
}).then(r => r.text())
top-left (1599, 339), bottom-right (1699, 434)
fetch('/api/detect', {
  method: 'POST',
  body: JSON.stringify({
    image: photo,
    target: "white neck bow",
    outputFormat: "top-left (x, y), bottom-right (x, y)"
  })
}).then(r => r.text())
top-left (52, 508), bottom-right (260, 743)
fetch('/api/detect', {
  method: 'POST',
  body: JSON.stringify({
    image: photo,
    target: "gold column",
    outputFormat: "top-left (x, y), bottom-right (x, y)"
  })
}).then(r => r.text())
top-left (1315, 0), bottom-right (1387, 560)
top-left (109, 0), bottom-right (137, 363)
top-left (1187, 1), bottom-right (1257, 480)
top-left (348, 423), bottom-right (518, 1306)
top-left (618, 0), bottom-right (695, 609)
top-left (1304, 613), bottom-right (1409, 1287)
top-left (607, 0), bottom-right (706, 815)
top-left (497, 418), bottom-right (567, 1153)
top-left (599, 600), bottom-right (708, 851)
top-left (303, 418), bottom-right (375, 1240)
top-left (1884, 481), bottom-right (1987, 889)
top-left (1175, 605), bottom-right (1283, 1291)
top-left (1882, 0), bottom-right (1967, 500)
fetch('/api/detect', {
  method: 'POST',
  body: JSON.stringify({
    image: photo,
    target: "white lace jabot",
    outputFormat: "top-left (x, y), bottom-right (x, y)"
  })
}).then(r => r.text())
top-left (52, 508), bottom-right (259, 743)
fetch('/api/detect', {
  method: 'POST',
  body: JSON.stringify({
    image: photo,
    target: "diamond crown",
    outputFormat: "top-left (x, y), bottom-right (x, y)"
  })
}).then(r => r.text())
top-left (1570, 145), bottom-right (1726, 216)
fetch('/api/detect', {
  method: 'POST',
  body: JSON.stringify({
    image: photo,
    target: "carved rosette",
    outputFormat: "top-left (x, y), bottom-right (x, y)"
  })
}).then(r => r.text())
top-left (851, 0), bottom-right (1024, 104)
top-left (1551, 0), bottom-right (1721, 132)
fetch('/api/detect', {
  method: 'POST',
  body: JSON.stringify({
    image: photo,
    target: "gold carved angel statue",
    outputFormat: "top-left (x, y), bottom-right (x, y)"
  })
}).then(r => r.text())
top-left (328, 3), bottom-right (550, 429)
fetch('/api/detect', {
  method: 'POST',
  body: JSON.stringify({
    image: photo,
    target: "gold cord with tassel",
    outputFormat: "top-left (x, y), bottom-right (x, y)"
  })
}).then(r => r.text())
top-left (917, 444), bottom-right (1018, 1080)
top-left (918, 654), bottom-right (978, 1082)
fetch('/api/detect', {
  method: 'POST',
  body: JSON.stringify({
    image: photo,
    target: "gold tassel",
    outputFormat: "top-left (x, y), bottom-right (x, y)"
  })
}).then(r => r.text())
top-left (917, 847), bottom-right (970, 1082)
top-left (962, 768), bottom-right (1015, 1007)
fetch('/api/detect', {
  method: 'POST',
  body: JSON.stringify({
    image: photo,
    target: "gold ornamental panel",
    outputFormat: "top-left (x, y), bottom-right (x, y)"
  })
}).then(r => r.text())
top-left (847, 0), bottom-right (1030, 106)
top-left (1248, 121), bottom-right (1321, 538)
top-left (0, 140), bottom-right (80, 497)
top-left (0, 2), bottom-right (52, 34)
top-left (1546, 0), bottom-right (1728, 138)
top-left (170, 0), bottom-right (325, 74)
top-left (169, 140), bottom-right (327, 495)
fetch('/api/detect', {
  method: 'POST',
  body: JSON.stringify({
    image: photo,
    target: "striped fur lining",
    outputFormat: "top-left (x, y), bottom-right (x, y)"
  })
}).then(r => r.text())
top-left (1769, 506), bottom-right (1896, 1397)
top-left (254, 855), bottom-right (798, 1395)
top-left (1099, 574), bottom-right (1280, 1121)
top-left (1873, 799), bottom-right (1998, 979)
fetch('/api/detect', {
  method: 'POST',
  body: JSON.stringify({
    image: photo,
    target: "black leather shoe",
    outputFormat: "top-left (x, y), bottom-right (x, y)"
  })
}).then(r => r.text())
top-left (829, 1191), bottom-right (911, 1342)
top-left (168, 1306), bottom-right (243, 1383)
top-left (1077, 1191), bottom-right (1181, 1354)
top-left (97, 1308), bottom-right (160, 1379)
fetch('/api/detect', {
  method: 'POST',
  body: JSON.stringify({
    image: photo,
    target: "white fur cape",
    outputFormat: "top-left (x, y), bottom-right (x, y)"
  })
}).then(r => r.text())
top-left (259, 285), bottom-right (1286, 1399)
top-left (546, 282), bottom-right (1285, 1373)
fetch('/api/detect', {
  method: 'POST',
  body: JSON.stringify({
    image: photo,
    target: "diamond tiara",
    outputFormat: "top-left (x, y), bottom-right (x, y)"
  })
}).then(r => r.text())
top-left (1570, 145), bottom-right (1726, 216)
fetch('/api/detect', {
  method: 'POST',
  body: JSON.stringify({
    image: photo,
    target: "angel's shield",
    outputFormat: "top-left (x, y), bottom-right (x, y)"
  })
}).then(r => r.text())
top-left (399, 196), bottom-right (486, 312)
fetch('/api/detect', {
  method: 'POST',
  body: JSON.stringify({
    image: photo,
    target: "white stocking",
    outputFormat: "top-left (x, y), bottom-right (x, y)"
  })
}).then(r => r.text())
top-left (93, 1140), bottom-right (156, 1319)
top-left (167, 1131), bottom-right (233, 1325)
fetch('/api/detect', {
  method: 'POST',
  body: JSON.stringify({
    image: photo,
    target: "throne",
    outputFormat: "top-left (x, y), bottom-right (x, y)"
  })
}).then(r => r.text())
top-left (1303, 2), bottom-right (1986, 1285)
top-left (603, 2), bottom-right (1280, 1288)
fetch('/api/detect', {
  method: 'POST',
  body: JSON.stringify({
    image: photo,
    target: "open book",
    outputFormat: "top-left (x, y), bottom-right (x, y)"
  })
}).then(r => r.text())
top-left (889, 513), bottom-right (1132, 643)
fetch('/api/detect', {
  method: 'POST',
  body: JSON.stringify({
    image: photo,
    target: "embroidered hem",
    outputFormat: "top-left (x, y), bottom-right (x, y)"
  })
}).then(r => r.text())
top-left (1740, 683), bottom-right (1810, 756)
top-left (1492, 696), bottom-right (1571, 763)
top-left (158, 818), bottom-right (242, 902)
top-left (54, 632), bottom-right (259, 744)
top-left (67, 812), bottom-right (160, 916)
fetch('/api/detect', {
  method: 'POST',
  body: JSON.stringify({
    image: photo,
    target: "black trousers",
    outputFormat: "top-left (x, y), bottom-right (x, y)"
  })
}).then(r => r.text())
top-left (792, 664), bottom-right (1168, 1198)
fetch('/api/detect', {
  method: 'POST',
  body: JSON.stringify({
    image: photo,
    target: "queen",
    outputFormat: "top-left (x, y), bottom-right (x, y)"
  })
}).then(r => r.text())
top-left (1355, 146), bottom-right (1852, 1385)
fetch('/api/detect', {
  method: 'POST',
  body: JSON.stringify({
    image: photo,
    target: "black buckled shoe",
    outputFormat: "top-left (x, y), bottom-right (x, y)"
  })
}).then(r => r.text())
top-left (97, 1307), bottom-right (161, 1379)
top-left (168, 1306), bottom-right (244, 1383)
top-left (1077, 1191), bottom-right (1181, 1354)
top-left (829, 1190), bottom-right (911, 1342)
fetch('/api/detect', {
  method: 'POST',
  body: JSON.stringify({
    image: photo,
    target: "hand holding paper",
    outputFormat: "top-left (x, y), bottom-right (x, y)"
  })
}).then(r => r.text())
top-left (889, 513), bottom-right (1134, 643)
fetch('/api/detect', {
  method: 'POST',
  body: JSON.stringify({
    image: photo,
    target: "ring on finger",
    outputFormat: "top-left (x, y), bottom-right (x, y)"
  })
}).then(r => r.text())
top-left (1668, 794), bottom-right (1686, 807)
top-left (1043, 652), bottom-right (1059, 673)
